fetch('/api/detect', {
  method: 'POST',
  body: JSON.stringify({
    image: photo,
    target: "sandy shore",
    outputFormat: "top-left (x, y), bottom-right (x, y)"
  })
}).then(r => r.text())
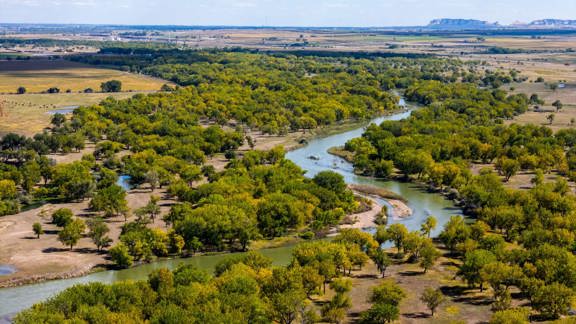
top-left (388, 199), bottom-right (413, 219)
top-left (340, 198), bottom-right (383, 230)
top-left (339, 195), bottom-right (413, 230)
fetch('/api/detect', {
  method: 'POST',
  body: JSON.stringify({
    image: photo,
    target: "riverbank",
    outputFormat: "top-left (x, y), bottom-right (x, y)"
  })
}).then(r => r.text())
top-left (340, 196), bottom-right (383, 230)
top-left (349, 184), bottom-right (412, 220)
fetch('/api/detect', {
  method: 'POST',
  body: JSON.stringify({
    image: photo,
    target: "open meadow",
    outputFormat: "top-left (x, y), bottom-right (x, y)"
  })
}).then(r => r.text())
top-left (0, 58), bottom-right (173, 135)
top-left (0, 92), bottom-right (152, 136)
top-left (0, 59), bottom-right (168, 93)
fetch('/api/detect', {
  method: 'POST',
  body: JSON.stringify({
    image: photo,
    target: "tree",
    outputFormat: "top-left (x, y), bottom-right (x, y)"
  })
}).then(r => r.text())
top-left (58, 219), bottom-right (86, 250)
top-left (439, 216), bottom-right (470, 253)
top-left (420, 242), bottom-right (441, 273)
top-left (360, 304), bottom-right (399, 324)
top-left (160, 84), bottom-right (174, 92)
top-left (552, 100), bottom-right (563, 112)
top-left (51, 162), bottom-right (95, 202)
top-left (52, 208), bottom-right (73, 227)
top-left (371, 280), bottom-right (406, 306)
top-left (167, 230), bottom-right (185, 255)
top-left (532, 283), bottom-right (574, 319)
top-left (301, 266), bottom-right (323, 297)
top-left (490, 308), bottom-right (530, 324)
top-left (32, 222), bottom-right (44, 238)
top-left (547, 113), bottom-right (555, 125)
top-left (386, 223), bottom-right (408, 256)
top-left (87, 218), bottom-right (112, 251)
top-left (421, 216), bottom-right (437, 238)
top-left (101, 80), bottom-right (122, 93)
top-left (549, 83), bottom-right (559, 92)
top-left (109, 243), bottom-right (133, 268)
top-left (51, 113), bottom-right (66, 128)
top-left (458, 249), bottom-right (496, 291)
top-left (496, 158), bottom-right (520, 182)
top-left (313, 171), bottom-right (347, 196)
top-left (371, 249), bottom-right (392, 277)
top-left (420, 288), bottom-right (445, 316)
top-left (89, 184), bottom-right (128, 218)
top-left (145, 169), bottom-right (160, 191)
top-left (17, 86), bottom-right (26, 94)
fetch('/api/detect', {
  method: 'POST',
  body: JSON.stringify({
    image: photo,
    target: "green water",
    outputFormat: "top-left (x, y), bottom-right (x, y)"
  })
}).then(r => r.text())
top-left (0, 101), bottom-right (462, 318)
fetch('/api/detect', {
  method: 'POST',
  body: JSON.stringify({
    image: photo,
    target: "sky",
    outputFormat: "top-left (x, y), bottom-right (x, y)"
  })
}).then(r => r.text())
top-left (0, 0), bottom-right (574, 27)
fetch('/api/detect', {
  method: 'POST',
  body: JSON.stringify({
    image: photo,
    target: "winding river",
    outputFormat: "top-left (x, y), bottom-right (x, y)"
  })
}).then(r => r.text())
top-left (0, 101), bottom-right (462, 319)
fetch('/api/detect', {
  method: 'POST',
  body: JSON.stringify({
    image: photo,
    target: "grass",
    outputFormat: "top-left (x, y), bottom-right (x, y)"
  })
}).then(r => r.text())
top-left (349, 184), bottom-right (408, 202)
top-left (0, 59), bottom-right (169, 93)
top-left (0, 92), bottom-right (149, 136)
top-left (327, 146), bottom-right (355, 162)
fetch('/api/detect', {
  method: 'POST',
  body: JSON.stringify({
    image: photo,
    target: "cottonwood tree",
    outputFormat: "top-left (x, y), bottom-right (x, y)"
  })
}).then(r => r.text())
top-left (87, 218), bottom-right (112, 251)
top-left (420, 242), bottom-right (441, 273)
top-left (371, 249), bottom-right (391, 278)
top-left (58, 219), bottom-right (86, 250)
top-left (32, 222), bottom-right (44, 238)
top-left (420, 215), bottom-right (437, 238)
top-left (420, 288), bottom-right (445, 316)
top-left (89, 184), bottom-right (128, 218)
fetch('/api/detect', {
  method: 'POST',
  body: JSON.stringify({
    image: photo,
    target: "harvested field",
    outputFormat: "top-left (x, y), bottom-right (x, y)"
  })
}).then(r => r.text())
top-left (0, 59), bottom-right (169, 93)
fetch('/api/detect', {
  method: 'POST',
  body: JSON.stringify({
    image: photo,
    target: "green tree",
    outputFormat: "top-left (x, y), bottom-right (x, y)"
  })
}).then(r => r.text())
top-left (89, 184), bottom-right (128, 218)
top-left (496, 158), bottom-right (520, 182)
top-left (371, 249), bottom-right (392, 278)
top-left (489, 308), bottom-right (530, 324)
top-left (458, 249), bottom-right (496, 291)
top-left (420, 288), bottom-right (445, 316)
top-left (51, 162), bottom-right (95, 201)
top-left (552, 100), bottom-right (563, 112)
top-left (421, 215), bottom-right (437, 238)
top-left (101, 80), bottom-right (122, 93)
top-left (313, 171), bottom-right (347, 196)
top-left (109, 243), bottom-right (133, 268)
top-left (58, 219), bottom-right (86, 250)
top-left (386, 223), bottom-right (408, 256)
top-left (32, 222), bottom-right (44, 239)
top-left (420, 242), bottom-right (441, 273)
top-left (51, 113), bottom-right (66, 128)
top-left (87, 218), bottom-right (112, 251)
top-left (360, 303), bottom-right (399, 324)
top-left (51, 208), bottom-right (73, 227)
top-left (439, 216), bottom-right (470, 253)
top-left (532, 283), bottom-right (574, 319)
top-left (370, 280), bottom-right (406, 306)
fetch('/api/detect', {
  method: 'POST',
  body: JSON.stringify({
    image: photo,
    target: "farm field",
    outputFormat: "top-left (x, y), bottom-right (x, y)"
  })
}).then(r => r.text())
top-left (0, 59), bottom-right (168, 93)
top-left (0, 92), bottom-right (152, 136)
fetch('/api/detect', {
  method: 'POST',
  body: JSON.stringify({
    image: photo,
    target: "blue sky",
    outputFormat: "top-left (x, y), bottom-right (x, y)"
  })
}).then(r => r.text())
top-left (0, 0), bottom-right (573, 26)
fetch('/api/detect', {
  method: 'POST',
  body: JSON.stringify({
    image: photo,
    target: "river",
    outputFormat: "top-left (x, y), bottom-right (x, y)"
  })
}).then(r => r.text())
top-left (0, 101), bottom-right (462, 320)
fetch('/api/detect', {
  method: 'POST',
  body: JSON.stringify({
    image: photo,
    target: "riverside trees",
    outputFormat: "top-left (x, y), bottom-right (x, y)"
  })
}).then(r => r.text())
top-left (15, 229), bottom-right (382, 323)
top-left (110, 151), bottom-right (358, 263)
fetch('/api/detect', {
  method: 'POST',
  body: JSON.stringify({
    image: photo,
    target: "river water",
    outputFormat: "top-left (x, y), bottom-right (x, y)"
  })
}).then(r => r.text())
top-left (0, 101), bottom-right (462, 319)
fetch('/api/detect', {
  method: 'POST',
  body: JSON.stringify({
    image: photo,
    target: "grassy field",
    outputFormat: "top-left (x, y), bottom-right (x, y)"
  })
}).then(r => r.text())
top-left (0, 58), bottom-right (172, 136)
top-left (0, 92), bottom-right (150, 136)
top-left (0, 59), bottom-right (169, 93)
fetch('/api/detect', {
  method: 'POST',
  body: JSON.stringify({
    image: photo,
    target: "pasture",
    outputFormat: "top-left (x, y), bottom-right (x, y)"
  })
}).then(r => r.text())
top-left (0, 92), bottom-right (147, 136)
top-left (0, 59), bottom-right (168, 93)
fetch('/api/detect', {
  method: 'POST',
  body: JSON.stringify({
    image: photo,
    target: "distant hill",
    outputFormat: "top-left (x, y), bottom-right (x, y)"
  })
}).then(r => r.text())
top-left (427, 19), bottom-right (499, 30)
top-left (529, 19), bottom-right (576, 27)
